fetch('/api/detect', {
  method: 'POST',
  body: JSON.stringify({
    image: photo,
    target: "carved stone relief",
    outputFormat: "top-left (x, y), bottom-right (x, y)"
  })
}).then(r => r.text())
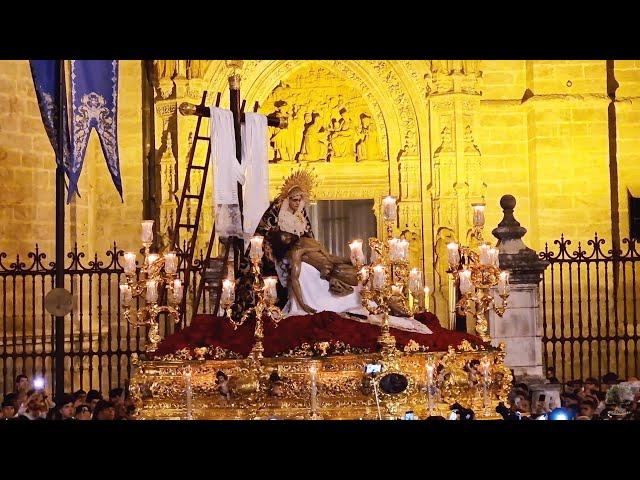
top-left (259, 64), bottom-right (383, 164)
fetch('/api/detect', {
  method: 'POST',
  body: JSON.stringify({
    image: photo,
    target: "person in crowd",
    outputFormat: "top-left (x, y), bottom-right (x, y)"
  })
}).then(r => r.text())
top-left (109, 388), bottom-right (126, 420)
top-left (49, 393), bottom-right (75, 420)
top-left (1, 394), bottom-right (17, 420)
top-left (601, 372), bottom-right (619, 393)
top-left (577, 399), bottom-right (597, 420)
top-left (86, 390), bottom-right (103, 412)
top-left (16, 391), bottom-right (48, 420)
top-left (74, 404), bottom-right (92, 420)
top-left (545, 367), bottom-right (560, 384)
top-left (92, 400), bottom-right (116, 420)
top-left (73, 389), bottom-right (87, 408)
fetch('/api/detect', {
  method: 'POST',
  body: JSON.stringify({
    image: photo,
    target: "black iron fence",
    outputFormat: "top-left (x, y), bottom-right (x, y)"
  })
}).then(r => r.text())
top-left (540, 234), bottom-right (640, 383)
top-left (0, 243), bottom-right (210, 396)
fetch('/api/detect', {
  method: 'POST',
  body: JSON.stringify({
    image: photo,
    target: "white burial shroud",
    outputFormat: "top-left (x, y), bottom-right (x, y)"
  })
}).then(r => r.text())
top-left (210, 107), bottom-right (269, 240)
top-left (283, 262), bottom-right (432, 335)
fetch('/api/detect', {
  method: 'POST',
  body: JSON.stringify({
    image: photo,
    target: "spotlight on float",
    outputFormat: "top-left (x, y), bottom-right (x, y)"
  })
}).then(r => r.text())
top-left (548, 407), bottom-right (574, 421)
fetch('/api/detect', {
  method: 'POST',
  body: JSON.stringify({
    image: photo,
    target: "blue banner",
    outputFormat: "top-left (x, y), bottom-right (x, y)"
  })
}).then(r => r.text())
top-left (29, 60), bottom-right (76, 197)
top-left (69, 60), bottom-right (122, 202)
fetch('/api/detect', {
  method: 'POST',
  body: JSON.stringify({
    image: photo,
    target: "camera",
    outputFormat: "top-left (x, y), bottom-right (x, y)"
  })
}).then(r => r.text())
top-left (364, 364), bottom-right (381, 375)
top-left (403, 411), bottom-right (416, 420)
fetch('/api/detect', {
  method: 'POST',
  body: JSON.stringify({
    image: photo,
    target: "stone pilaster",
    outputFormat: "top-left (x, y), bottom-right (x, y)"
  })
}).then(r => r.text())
top-left (489, 194), bottom-right (549, 381)
top-left (427, 60), bottom-right (485, 320)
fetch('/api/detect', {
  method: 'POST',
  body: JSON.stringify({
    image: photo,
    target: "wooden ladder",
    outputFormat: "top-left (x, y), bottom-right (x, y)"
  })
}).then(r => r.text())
top-left (171, 91), bottom-right (256, 326)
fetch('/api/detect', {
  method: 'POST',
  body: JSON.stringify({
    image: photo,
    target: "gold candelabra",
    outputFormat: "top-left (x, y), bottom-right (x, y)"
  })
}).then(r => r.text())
top-left (350, 196), bottom-right (430, 353)
top-left (447, 203), bottom-right (510, 343)
top-left (219, 235), bottom-right (283, 360)
top-left (120, 220), bottom-right (183, 353)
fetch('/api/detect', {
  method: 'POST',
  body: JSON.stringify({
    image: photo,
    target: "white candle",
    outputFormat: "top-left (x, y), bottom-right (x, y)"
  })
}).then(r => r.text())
top-left (479, 244), bottom-right (490, 265)
top-left (263, 277), bottom-right (278, 302)
top-left (480, 357), bottom-right (491, 376)
top-left (459, 268), bottom-right (473, 295)
top-left (472, 203), bottom-right (485, 227)
top-left (146, 253), bottom-right (159, 266)
top-left (447, 242), bottom-right (460, 267)
top-left (498, 271), bottom-right (510, 295)
top-left (119, 284), bottom-right (132, 306)
top-left (146, 279), bottom-right (158, 303)
top-left (141, 220), bottom-right (154, 244)
top-left (349, 239), bottom-right (365, 266)
top-left (123, 252), bottom-right (137, 275)
top-left (310, 363), bottom-right (318, 414)
top-left (249, 235), bottom-right (264, 262)
top-left (426, 363), bottom-right (435, 385)
top-left (359, 267), bottom-right (369, 284)
top-left (409, 268), bottom-right (423, 295)
top-left (388, 238), bottom-right (400, 262)
top-left (164, 252), bottom-right (178, 274)
top-left (172, 279), bottom-right (183, 304)
top-left (382, 196), bottom-right (397, 222)
top-left (424, 286), bottom-right (430, 312)
top-left (373, 265), bottom-right (386, 289)
top-left (221, 279), bottom-right (235, 305)
top-left (489, 247), bottom-right (500, 268)
top-left (398, 239), bottom-right (409, 262)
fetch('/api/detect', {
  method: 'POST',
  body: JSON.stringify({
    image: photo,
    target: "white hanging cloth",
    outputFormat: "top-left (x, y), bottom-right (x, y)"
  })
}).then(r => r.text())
top-left (241, 112), bottom-right (269, 240)
top-left (210, 106), bottom-right (245, 237)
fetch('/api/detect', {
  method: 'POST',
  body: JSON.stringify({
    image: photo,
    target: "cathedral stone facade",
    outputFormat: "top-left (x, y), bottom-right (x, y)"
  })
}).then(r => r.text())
top-left (1, 59), bottom-right (640, 322)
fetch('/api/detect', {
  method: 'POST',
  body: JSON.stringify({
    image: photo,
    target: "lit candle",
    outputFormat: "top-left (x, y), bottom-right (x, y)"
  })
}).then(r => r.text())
top-left (164, 252), bottom-right (178, 274)
top-left (479, 244), bottom-right (490, 265)
top-left (480, 357), bottom-right (491, 376)
top-left (221, 279), bottom-right (235, 305)
top-left (172, 279), bottom-right (183, 304)
top-left (263, 277), bottom-right (278, 303)
top-left (359, 267), bottom-right (369, 284)
top-left (409, 268), bottom-right (423, 296)
top-left (426, 362), bottom-right (435, 385)
top-left (372, 265), bottom-right (386, 289)
top-left (489, 247), bottom-right (500, 268)
top-left (447, 242), bottom-right (460, 267)
top-left (424, 286), bottom-right (430, 312)
top-left (249, 235), bottom-right (264, 262)
top-left (119, 284), bottom-right (132, 306)
top-left (388, 238), bottom-right (400, 262)
top-left (309, 363), bottom-right (318, 415)
top-left (472, 203), bottom-right (485, 227)
top-left (123, 252), bottom-right (137, 275)
top-left (382, 195), bottom-right (397, 222)
top-left (459, 268), bottom-right (473, 295)
top-left (146, 253), bottom-right (159, 266)
top-left (349, 239), bottom-right (365, 266)
top-left (398, 239), bottom-right (409, 262)
top-left (146, 279), bottom-right (158, 303)
top-left (498, 271), bottom-right (510, 296)
top-left (141, 220), bottom-right (154, 244)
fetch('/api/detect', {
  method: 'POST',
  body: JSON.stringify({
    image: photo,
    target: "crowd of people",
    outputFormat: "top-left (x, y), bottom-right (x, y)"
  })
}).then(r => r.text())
top-left (1, 374), bottom-right (135, 421)
top-left (500, 367), bottom-right (640, 420)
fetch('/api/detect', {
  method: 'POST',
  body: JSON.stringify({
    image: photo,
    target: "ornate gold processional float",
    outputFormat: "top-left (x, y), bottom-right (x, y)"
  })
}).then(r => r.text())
top-left (127, 63), bottom-right (511, 419)
top-left (128, 193), bottom-right (513, 420)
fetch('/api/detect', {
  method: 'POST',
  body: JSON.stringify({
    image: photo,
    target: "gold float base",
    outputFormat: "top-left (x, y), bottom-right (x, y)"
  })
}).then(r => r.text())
top-left (130, 343), bottom-right (511, 420)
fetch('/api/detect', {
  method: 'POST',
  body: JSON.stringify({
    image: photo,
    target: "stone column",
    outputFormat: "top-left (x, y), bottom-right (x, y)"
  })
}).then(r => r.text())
top-left (489, 194), bottom-right (549, 381)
